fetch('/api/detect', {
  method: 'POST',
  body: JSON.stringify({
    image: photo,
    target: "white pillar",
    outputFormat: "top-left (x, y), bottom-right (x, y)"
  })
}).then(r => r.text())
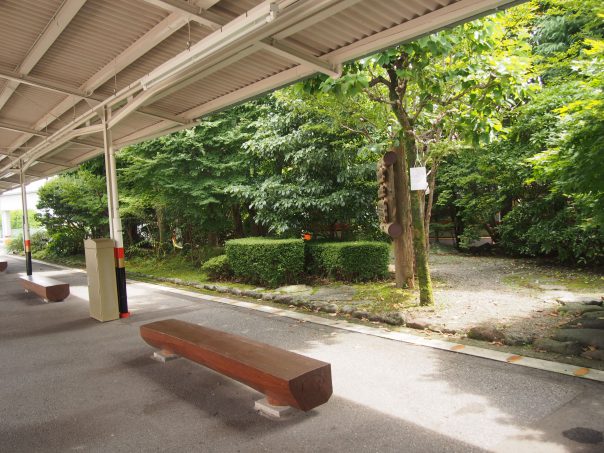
top-left (102, 107), bottom-right (115, 240)
top-left (1, 210), bottom-right (10, 238)
top-left (20, 162), bottom-right (32, 275)
top-left (102, 107), bottom-right (128, 317)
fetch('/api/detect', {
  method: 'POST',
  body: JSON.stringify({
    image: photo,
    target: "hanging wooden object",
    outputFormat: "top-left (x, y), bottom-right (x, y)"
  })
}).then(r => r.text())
top-left (377, 151), bottom-right (403, 238)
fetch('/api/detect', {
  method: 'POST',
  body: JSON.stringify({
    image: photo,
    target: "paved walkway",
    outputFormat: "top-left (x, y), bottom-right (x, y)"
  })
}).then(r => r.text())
top-left (1, 255), bottom-right (603, 452)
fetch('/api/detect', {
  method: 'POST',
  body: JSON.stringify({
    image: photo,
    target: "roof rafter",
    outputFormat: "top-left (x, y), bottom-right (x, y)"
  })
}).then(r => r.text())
top-left (141, 0), bottom-right (227, 29)
top-left (257, 39), bottom-right (341, 78)
top-left (0, 0), bottom-right (86, 113)
top-left (0, 0), bottom-right (523, 184)
top-left (0, 13), bottom-right (193, 157)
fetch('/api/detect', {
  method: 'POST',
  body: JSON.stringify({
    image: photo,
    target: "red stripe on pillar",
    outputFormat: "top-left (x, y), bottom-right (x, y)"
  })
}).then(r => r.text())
top-left (25, 240), bottom-right (31, 252)
top-left (114, 247), bottom-right (125, 259)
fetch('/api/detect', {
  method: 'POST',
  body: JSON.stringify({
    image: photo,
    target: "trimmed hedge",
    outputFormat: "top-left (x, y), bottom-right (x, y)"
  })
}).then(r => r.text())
top-left (201, 255), bottom-right (232, 280)
top-left (225, 238), bottom-right (304, 287)
top-left (306, 241), bottom-right (389, 282)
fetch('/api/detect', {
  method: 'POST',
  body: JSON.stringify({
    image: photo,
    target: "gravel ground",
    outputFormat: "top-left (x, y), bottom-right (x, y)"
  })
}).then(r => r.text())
top-left (405, 251), bottom-right (602, 341)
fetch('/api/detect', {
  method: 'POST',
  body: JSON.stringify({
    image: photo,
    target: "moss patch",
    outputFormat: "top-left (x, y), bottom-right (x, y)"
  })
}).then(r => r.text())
top-left (351, 281), bottom-right (417, 313)
top-left (503, 269), bottom-right (604, 292)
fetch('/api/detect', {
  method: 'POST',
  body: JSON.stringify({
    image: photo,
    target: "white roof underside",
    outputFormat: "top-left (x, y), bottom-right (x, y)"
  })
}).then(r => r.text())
top-left (0, 0), bottom-right (519, 193)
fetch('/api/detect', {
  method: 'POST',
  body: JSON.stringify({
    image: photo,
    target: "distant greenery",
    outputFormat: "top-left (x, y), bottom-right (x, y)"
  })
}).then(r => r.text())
top-left (433, 0), bottom-right (604, 265)
top-left (29, 0), bottom-right (603, 271)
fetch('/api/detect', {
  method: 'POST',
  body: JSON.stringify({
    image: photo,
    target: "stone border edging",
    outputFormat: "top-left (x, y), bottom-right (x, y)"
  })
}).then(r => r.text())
top-left (11, 255), bottom-right (604, 383)
top-left (130, 278), bottom-right (604, 384)
top-left (128, 273), bottom-right (406, 326)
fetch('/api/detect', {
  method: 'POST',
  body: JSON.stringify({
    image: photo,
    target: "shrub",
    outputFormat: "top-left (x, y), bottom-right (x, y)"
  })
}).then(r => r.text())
top-left (225, 238), bottom-right (304, 287)
top-left (306, 241), bottom-right (389, 282)
top-left (5, 230), bottom-right (49, 255)
top-left (201, 255), bottom-right (232, 280)
top-left (6, 233), bottom-right (23, 254)
top-left (46, 230), bottom-right (85, 256)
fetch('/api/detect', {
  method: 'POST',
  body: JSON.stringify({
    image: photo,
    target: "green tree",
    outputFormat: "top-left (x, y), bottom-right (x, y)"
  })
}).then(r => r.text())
top-left (35, 170), bottom-right (108, 255)
top-left (118, 102), bottom-right (256, 254)
top-left (312, 12), bottom-right (531, 304)
top-left (230, 91), bottom-right (381, 237)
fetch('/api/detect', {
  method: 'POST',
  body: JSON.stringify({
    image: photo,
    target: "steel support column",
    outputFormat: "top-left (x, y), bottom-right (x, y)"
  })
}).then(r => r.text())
top-left (1, 210), bottom-right (11, 238)
top-left (102, 107), bottom-right (129, 318)
top-left (19, 161), bottom-right (32, 275)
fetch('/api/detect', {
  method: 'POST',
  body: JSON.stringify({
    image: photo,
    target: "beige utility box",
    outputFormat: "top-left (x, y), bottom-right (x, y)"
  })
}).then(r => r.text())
top-left (84, 238), bottom-right (119, 322)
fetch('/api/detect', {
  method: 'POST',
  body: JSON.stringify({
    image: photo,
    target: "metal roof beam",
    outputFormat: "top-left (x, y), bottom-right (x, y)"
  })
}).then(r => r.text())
top-left (81, 13), bottom-right (194, 94)
top-left (141, 0), bottom-right (227, 29)
top-left (0, 12), bottom-right (192, 158)
top-left (0, 121), bottom-right (50, 138)
top-left (0, 0), bottom-right (86, 113)
top-left (272, 0), bottom-right (363, 40)
top-left (257, 39), bottom-right (341, 78)
top-left (0, 69), bottom-right (92, 100)
top-left (0, 120), bottom-right (101, 148)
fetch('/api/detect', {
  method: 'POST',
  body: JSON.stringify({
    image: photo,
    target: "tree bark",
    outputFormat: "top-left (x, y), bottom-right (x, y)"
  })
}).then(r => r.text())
top-left (404, 137), bottom-right (434, 306)
top-left (156, 207), bottom-right (166, 255)
top-left (232, 204), bottom-right (244, 238)
top-left (392, 143), bottom-right (415, 288)
top-left (424, 162), bottom-right (438, 250)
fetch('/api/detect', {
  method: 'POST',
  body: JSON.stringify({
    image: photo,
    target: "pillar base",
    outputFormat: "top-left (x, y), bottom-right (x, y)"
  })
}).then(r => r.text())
top-left (119, 311), bottom-right (131, 319)
top-left (151, 350), bottom-right (179, 363)
top-left (254, 398), bottom-right (296, 419)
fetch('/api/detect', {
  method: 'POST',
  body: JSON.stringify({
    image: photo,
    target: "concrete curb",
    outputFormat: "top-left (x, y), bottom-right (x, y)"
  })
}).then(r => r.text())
top-left (131, 277), bottom-right (604, 383)
top-left (14, 255), bottom-right (604, 383)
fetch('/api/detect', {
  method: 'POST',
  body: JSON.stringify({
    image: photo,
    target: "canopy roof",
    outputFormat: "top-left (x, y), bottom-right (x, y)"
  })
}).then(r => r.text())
top-left (0, 0), bottom-right (518, 193)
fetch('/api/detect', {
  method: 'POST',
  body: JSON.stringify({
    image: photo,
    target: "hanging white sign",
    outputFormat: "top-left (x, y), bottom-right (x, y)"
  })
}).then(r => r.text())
top-left (410, 166), bottom-right (428, 191)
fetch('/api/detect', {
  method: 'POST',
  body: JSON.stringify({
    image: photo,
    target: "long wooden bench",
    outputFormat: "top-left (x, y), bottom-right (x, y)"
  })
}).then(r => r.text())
top-left (140, 319), bottom-right (332, 412)
top-left (20, 275), bottom-right (70, 302)
top-left (0, 261), bottom-right (6, 272)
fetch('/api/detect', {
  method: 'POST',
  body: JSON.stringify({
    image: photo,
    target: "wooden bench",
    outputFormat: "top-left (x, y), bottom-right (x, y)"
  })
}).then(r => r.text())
top-left (0, 261), bottom-right (6, 272)
top-left (140, 319), bottom-right (332, 412)
top-left (20, 275), bottom-right (70, 302)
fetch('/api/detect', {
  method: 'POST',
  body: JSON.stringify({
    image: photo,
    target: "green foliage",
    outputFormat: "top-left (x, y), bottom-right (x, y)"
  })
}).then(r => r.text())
top-left (230, 91), bottom-right (381, 236)
top-left (225, 238), bottom-right (304, 287)
top-left (6, 233), bottom-right (23, 254)
top-left (306, 241), bottom-right (389, 282)
top-left (35, 169), bottom-right (108, 256)
top-left (7, 230), bottom-right (49, 255)
top-left (498, 195), bottom-right (604, 264)
top-left (201, 255), bottom-right (232, 280)
top-left (30, 230), bottom-right (50, 255)
top-left (9, 210), bottom-right (40, 230)
top-left (119, 103), bottom-right (258, 251)
top-left (432, 0), bottom-right (604, 265)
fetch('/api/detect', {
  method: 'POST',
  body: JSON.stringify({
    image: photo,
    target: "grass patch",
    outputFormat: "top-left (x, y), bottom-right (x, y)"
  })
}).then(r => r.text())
top-left (503, 269), bottom-right (604, 292)
top-left (32, 252), bottom-right (86, 269)
top-left (127, 255), bottom-right (209, 284)
top-left (351, 281), bottom-right (417, 313)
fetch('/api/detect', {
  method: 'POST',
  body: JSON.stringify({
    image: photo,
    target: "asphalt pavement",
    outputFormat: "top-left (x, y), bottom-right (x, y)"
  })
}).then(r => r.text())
top-left (0, 254), bottom-right (602, 452)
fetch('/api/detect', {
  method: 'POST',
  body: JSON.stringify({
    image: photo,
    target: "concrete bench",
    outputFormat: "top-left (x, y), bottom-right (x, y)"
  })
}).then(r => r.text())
top-left (20, 275), bottom-right (70, 302)
top-left (140, 319), bottom-right (332, 412)
top-left (0, 261), bottom-right (6, 272)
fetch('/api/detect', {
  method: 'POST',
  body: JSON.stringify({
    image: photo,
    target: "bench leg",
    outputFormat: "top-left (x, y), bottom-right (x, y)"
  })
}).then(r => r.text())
top-left (151, 349), bottom-right (179, 363)
top-left (254, 397), bottom-right (296, 419)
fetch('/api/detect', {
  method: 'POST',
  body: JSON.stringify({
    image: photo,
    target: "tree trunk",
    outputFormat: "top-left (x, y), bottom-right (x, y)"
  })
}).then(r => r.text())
top-left (411, 190), bottom-right (434, 306)
top-left (232, 204), bottom-right (244, 238)
top-left (156, 207), bottom-right (166, 255)
top-left (424, 162), bottom-right (438, 250)
top-left (392, 143), bottom-right (415, 289)
top-left (404, 137), bottom-right (434, 306)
